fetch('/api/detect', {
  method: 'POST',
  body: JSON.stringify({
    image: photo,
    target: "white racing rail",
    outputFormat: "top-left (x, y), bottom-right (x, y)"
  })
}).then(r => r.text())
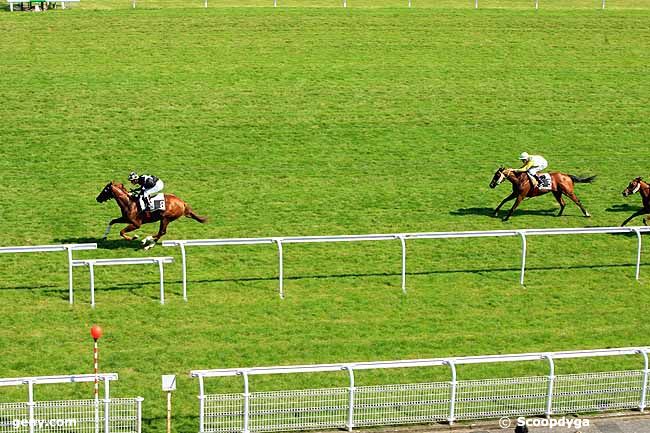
top-left (163, 226), bottom-right (650, 299)
top-left (191, 347), bottom-right (650, 433)
top-left (0, 373), bottom-right (143, 433)
top-left (72, 257), bottom-right (174, 307)
top-left (0, 243), bottom-right (97, 304)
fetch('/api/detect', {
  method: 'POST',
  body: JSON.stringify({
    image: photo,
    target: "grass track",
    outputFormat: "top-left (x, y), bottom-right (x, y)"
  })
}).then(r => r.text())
top-left (1, 3), bottom-right (650, 432)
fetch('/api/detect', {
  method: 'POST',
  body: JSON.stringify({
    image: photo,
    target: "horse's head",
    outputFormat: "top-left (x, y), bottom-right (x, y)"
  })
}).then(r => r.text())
top-left (623, 177), bottom-right (643, 197)
top-left (96, 182), bottom-right (115, 203)
top-left (489, 167), bottom-right (508, 189)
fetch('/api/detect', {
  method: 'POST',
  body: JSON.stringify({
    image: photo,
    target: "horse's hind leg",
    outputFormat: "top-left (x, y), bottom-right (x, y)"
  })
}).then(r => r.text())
top-left (553, 191), bottom-right (566, 216)
top-left (565, 191), bottom-right (591, 217)
top-left (119, 223), bottom-right (141, 241)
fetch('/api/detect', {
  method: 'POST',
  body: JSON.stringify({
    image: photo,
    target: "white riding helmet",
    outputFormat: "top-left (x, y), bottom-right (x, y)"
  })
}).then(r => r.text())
top-left (128, 171), bottom-right (139, 181)
top-left (519, 152), bottom-right (529, 161)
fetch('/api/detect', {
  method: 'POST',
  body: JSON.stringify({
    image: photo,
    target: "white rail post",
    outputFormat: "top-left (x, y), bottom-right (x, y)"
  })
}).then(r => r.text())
top-left (475, 0), bottom-right (478, 8)
top-left (132, 0), bottom-right (135, 8)
top-left (273, 0), bottom-right (277, 6)
top-left (633, 228), bottom-right (642, 281)
top-left (157, 258), bottom-right (165, 305)
top-left (519, 231), bottom-right (527, 286)
top-left (66, 246), bottom-right (74, 304)
top-left (180, 243), bottom-right (188, 301)
top-left (344, 366), bottom-right (355, 431)
top-left (602, 0), bottom-right (605, 9)
top-left (343, 0), bottom-right (346, 7)
top-left (204, 0), bottom-right (207, 7)
top-left (543, 354), bottom-right (555, 418)
top-left (241, 372), bottom-right (250, 433)
top-left (89, 262), bottom-right (96, 308)
top-left (104, 379), bottom-right (111, 433)
top-left (136, 397), bottom-right (144, 433)
top-left (535, 0), bottom-right (538, 9)
top-left (26, 380), bottom-right (35, 433)
top-left (446, 360), bottom-right (457, 425)
top-left (408, 0), bottom-right (411, 7)
top-left (398, 235), bottom-right (407, 294)
top-left (639, 349), bottom-right (649, 412)
top-left (198, 375), bottom-right (205, 433)
top-left (275, 239), bottom-right (284, 299)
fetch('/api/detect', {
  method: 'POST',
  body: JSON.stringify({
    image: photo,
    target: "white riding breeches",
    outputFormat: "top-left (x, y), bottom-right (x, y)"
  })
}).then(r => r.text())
top-left (528, 161), bottom-right (547, 176)
top-left (142, 180), bottom-right (164, 198)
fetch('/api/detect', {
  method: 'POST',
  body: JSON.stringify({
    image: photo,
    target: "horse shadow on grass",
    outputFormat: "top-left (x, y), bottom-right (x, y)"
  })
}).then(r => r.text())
top-left (450, 207), bottom-right (558, 217)
top-left (54, 237), bottom-right (143, 251)
top-left (605, 204), bottom-right (639, 213)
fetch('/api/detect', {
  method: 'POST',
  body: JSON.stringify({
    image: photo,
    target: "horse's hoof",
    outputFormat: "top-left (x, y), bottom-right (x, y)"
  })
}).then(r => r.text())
top-left (133, 235), bottom-right (139, 240)
top-left (143, 243), bottom-right (156, 251)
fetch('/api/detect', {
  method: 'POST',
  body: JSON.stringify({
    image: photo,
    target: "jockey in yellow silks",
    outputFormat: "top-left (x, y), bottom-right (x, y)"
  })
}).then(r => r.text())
top-left (513, 152), bottom-right (548, 188)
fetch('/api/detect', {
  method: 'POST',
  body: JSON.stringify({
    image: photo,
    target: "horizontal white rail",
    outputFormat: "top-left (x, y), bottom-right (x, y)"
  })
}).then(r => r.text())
top-left (191, 347), bottom-right (648, 378)
top-left (0, 373), bottom-right (118, 387)
top-left (0, 243), bottom-right (97, 304)
top-left (163, 226), bottom-right (650, 300)
top-left (72, 257), bottom-right (174, 307)
top-left (193, 347), bottom-right (650, 433)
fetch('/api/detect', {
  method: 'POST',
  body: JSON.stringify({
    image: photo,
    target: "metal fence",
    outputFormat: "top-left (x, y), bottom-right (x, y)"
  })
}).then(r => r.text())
top-left (163, 226), bottom-right (650, 300)
top-left (0, 243), bottom-right (97, 304)
top-left (0, 374), bottom-right (143, 433)
top-left (191, 347), bottom-right (650, 433)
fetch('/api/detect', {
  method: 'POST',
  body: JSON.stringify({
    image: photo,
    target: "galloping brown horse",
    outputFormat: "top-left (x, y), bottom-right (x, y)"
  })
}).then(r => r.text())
top-left (621, 177), bottom-right (650, 226)
top-left (489, 167), bottom-right (595, 221)
top-left (96, 182), bottom-right (206, 247)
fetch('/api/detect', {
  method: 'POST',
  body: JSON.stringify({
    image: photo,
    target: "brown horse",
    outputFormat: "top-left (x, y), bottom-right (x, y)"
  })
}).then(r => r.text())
top-left (96, 182), bottom-right (207, 248)
top-left (489, 167), bottom-right (595, 221)
top-left (621, 177), bottom-right (650, 226)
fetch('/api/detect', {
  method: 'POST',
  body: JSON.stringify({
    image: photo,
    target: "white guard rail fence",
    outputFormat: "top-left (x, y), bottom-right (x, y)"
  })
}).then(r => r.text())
top-left (163, 226), bottom-right (650, 300)
top-left (191, 347), bottom-right (650, 433)
top-left (0, 243), bottom-right (97, 305)
top-left (71, 257), bottom-right (174, 307)
top-left (0, 373), bottom-right (143, 433)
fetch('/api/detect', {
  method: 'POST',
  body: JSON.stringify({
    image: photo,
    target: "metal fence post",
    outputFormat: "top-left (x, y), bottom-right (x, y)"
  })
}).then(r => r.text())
top-left (89, 262), bottom-right (96, 308)
top-left (344, 366), bottom-right (355, 431)
top-left (519, 231), bottom-right (527, 286)
top-left (198, 376), bottom-right (205, 433)
top-left (136, 397), bottom-right (143, 433)
top-left (275, 239), bottom-right (284, 299)
top-left (543, 355), bottom-right (555, 418)
top-left (634, 228), bottom-right (642, 281)
top-left (242, 372), bottom-right (250, 433)
top-left (397, 235), bottom-right (407, 294)
top-left (445, 360), bottom-right (457, 424)
top-left (535, 0), bottom-right (539, 9)
top-left (66, 246), bottom-right (74, 304)
top-left (157, 259), bottom-right (165, 305)
top-left (639, 349), bottom-right (649, 412)
top-left (103, 379), bottom-right (111, 433)
top-left (180, 243), bottom-right (188, 301)
top-left (26, 380), bottom-right (35, 433)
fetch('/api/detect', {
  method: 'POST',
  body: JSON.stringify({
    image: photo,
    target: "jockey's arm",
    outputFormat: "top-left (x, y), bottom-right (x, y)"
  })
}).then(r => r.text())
top-left (513, 161), bottom-right (534, 173)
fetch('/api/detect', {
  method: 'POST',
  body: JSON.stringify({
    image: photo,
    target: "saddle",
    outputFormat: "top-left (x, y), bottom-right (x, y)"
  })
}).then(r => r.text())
top-left (134, 193), bottom-right (166, 213)
top-left (532, 173), bottom-right (552, 191)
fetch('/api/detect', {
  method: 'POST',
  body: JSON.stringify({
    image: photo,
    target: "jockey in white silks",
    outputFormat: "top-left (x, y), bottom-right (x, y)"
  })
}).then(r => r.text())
top-left (513, 152), bottom-right (548, 188)
top-left (128, 171), bottom-right (164, 211)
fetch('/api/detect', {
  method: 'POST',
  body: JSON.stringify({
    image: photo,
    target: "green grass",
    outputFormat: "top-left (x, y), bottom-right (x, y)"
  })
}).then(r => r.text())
top-left (1, 3), bottom-right (650, 432)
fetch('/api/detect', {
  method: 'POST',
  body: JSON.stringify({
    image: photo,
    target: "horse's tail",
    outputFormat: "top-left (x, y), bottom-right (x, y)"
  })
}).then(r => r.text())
top-left (570, 174), bottom-right (597, 184)
top-left (184, 205), bottom-right (208, 223)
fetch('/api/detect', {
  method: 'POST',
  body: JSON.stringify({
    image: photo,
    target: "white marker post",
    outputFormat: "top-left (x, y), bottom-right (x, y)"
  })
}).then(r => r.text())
top-left (162, 375), bottom-right (177, 433)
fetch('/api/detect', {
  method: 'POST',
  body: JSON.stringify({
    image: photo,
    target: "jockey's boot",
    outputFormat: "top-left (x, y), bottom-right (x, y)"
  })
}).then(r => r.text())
top-left (143, 196), bottom-right (151, 211)
top-left (528, 174), bottom-right (538, 189)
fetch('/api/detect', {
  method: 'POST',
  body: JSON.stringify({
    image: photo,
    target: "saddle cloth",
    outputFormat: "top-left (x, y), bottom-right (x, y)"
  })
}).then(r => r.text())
top-left (537, 173), bottom-right (552, 190)
top-left (138, 193), bottom-right (166, 212)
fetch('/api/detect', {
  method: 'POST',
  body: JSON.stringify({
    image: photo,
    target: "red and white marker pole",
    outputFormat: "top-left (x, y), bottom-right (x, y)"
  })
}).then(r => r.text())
top-left (90, 325), bottom-right (103, 433)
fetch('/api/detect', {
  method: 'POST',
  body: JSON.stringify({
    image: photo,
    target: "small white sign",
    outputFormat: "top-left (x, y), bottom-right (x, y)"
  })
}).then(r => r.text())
top-left (162, 375), bottom-right (176, 391)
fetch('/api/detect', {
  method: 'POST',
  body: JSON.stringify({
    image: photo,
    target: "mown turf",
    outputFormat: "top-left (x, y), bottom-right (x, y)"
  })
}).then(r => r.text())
top-left (1, 3), bottom-right (650, 433)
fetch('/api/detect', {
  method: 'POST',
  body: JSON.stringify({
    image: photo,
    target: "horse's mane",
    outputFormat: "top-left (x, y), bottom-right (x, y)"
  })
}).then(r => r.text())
top-left (112, 182), bottom-right (128, 193)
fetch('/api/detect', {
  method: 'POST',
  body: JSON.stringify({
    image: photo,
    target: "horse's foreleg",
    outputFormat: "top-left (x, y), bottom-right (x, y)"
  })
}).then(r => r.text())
top-left (494, 193), bottom-right (517, 217)
top-left (565, 192), bottom-right (590, 217)
top-left (119, 223), bottom-right (141, 241)
top-left (553, 191), bottom-right (566, 216)
top-left (622, 209), bottom-right (647, 227)
top-left (102, 217), bottom-right (127, 240)
top-left (503, 195), bottom-right (524, 221)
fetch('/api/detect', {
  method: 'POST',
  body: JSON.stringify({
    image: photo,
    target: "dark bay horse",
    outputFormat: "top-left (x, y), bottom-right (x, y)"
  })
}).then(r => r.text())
top-left (489, 167), bottom-right (595, 221)
top-left (621, 177), bottom-right (650, 226)
top-left (96, 182), bottom-right (207, 248)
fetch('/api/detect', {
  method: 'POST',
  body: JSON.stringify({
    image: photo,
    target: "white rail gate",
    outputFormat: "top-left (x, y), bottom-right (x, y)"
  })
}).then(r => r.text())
top-left (163, 226), bottom-right (650, 299)
top-left (0, 243), bottom-right (97, 304)
top-left (0, 373), bottom-right (143, 433)
top-left (191, 347), bottom-right (650, 433)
